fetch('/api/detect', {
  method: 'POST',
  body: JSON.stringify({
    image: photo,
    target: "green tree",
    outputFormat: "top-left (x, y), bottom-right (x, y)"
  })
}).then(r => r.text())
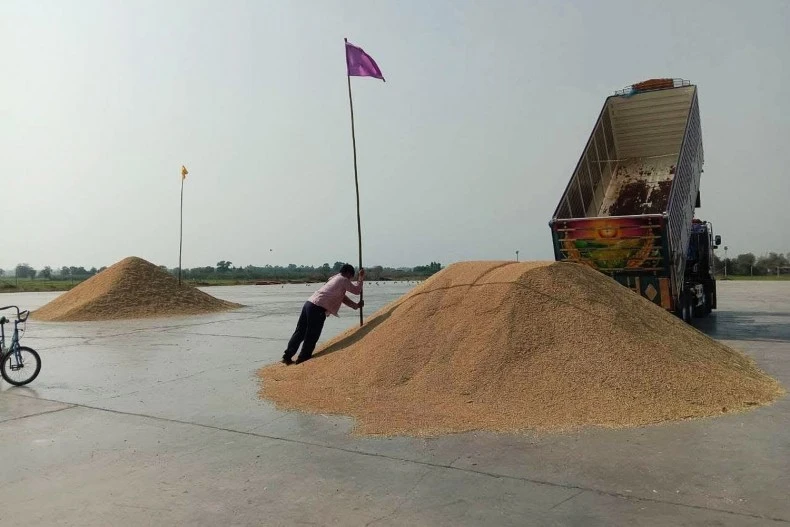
top-left (712, 253), bottom-right (722, 273)
top-left (368, 265), bottom-right (384, 280)
top-left (733, 253), bottom-right (756, 275)
top-left (413, 262), bottom-right (443, 276)
top-left (40, 266), bottom-right (53, 280)
top-left (756, 252), bottom-right (789, 275)
top-left (15, 263), bottom-right (35, 280)
top-left (216, 261), bottom-right (232, 273)
top-left (69, 266), bottom-right (88, 277)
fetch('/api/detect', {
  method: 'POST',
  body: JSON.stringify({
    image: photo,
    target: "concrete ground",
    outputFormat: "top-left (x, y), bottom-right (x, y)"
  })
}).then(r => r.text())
top-left (0, 281), bottom-right (788, 526)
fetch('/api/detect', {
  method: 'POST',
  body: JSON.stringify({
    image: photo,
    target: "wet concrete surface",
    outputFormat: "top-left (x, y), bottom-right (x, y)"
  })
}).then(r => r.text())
top-left (0, 281), bottom-right (788, 526)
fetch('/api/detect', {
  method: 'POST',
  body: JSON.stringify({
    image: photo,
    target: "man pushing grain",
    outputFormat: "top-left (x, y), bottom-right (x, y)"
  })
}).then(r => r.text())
top-left (282, 264), bottom-right (365, 365)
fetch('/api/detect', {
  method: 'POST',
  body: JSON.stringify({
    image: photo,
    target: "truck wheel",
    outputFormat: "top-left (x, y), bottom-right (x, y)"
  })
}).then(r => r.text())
top-left (680, 293), bottom-right (692, 323)
top-left (694, 291), bottom-right (707, 318)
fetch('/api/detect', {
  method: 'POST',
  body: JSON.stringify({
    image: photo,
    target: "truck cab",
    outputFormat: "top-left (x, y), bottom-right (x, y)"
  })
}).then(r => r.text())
top-left (683, 220), bottom-right (721, 319)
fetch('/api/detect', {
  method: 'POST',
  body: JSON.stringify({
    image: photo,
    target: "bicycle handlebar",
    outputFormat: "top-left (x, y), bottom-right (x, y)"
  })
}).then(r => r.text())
top-left (0, 305), bottom-right (28, 322)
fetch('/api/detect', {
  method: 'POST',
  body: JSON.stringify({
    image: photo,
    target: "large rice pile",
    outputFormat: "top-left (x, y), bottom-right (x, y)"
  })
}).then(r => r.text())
top-left (258, 261), bottom-right (783, 436)
top-left (33, 257), bottom-right (240, 321)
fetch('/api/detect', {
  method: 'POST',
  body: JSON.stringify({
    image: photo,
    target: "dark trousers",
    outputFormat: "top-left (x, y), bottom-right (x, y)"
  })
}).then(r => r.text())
top-left (284, 301), bottom-right (327, 361)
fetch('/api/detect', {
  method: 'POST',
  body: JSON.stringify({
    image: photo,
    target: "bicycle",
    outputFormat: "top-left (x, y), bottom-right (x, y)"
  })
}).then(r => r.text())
top-left (0, 305), bottom-right (41, 386)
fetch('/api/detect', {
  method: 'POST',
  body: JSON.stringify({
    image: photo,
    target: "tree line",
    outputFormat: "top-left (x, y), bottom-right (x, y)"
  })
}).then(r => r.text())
top-left (1, 261), bottom-right (444, 282)
top-left (712, 252), bottom-right (790, 276)
top-left (7, 252), bottom-right (786, 282)
top-left (2, 264), bottom-right (107, 281)
top-left (180, 261), bottom-right (444, 281)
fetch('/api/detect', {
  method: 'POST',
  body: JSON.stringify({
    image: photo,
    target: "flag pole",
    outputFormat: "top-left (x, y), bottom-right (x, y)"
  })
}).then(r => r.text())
top-left (345, 38), bottom-right (364, 327)
top-left (178, 173), bottom-right (184, 286)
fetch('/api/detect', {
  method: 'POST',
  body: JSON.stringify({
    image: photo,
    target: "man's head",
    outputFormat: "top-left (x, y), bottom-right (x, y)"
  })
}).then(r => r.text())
top-left (339, 263), bottom-right (355, 279)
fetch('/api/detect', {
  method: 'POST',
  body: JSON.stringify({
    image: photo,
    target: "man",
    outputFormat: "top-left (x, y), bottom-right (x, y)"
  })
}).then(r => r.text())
top-left (282, 264), bottom-right (365, 365)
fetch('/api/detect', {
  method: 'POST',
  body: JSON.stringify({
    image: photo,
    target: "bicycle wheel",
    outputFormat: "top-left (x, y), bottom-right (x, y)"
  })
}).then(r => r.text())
top-left (1, 346), bottom-right (42, 386)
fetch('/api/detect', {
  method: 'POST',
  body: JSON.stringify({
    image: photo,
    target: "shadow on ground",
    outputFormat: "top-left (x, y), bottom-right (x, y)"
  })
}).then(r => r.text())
top-left (695, 311), bottom-right (790, 343)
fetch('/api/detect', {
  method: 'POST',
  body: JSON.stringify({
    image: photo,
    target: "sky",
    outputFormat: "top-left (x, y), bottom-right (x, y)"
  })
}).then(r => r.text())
top-left (1, 0), bottom-right (788, 270)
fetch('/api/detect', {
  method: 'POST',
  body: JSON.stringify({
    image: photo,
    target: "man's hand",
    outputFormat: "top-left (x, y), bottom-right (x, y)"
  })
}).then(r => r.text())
top-left (358, 268), bottom-right (366, 281)
top-left (355, 300), bottom-right (365, 310)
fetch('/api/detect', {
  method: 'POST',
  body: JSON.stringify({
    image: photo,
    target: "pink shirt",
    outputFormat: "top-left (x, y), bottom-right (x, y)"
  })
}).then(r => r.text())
top-left (308, 274), bottom-right (363, 317)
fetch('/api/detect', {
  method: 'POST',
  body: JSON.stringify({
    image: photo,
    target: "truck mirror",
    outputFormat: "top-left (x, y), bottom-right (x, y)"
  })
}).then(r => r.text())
top-left (715, 235), bottom-right (721, 246)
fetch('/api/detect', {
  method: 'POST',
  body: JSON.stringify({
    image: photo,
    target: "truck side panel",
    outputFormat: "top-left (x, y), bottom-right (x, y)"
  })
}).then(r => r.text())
top-left (666, 90), bottom-right (704, 301)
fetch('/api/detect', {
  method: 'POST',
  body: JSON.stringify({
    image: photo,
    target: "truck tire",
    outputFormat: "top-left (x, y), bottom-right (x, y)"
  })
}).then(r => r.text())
top-left (700, 280), bottom-right (715, 315)
top-left (678, 292), bottom-right (692, 323)
top-left (694, 289), bottom-right (708, 318)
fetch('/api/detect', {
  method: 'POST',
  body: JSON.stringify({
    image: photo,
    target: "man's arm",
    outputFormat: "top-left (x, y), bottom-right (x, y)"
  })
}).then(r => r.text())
top-left (342, 296), bottom-right (363, 310)
top-left (345, 268), bottom-right (365, 295)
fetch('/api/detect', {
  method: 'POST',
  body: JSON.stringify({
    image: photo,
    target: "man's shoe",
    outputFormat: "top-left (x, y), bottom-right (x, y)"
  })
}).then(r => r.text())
top-left (281, 357), bottom-right (294, 365)
top-left (294, 356), bottom-right (311, 364)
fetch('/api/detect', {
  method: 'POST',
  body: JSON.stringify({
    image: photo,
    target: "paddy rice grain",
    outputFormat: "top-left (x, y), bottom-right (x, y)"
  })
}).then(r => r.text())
top-left (258, 261), bottom-right (782, 436)
top-left (33, 256), bottom-right (240, 321)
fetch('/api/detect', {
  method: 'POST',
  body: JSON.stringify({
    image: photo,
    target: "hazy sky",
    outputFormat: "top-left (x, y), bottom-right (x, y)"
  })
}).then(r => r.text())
top-left (2, 0), bottom-right (788, 270)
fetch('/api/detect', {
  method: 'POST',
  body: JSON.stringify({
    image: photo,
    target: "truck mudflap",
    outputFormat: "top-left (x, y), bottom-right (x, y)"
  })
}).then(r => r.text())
top-left (550, 215), bottom-right (673, 308)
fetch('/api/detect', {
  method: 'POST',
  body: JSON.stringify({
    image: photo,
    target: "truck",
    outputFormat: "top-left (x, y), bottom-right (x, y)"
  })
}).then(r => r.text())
top-left (549, 78), bottom-right (721, 322)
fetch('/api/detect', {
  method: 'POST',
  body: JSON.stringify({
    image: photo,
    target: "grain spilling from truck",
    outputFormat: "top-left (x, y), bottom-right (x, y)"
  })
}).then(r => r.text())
top-left (258, 261), bottom-right (782, 437)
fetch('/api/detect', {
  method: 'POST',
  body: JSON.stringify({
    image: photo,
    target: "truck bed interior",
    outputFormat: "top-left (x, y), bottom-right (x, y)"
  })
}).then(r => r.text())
top-left (556, 84), bottom-right (696, 220)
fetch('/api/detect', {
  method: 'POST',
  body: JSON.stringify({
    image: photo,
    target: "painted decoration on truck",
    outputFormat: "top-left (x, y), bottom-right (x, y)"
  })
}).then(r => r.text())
top-left (553, 217), bottom-right (665, 272)
top-left (614, 275), bottom-right (673, 309)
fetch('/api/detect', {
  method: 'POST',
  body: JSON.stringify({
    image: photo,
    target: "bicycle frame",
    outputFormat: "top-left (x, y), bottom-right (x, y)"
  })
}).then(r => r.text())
top-left (0, 305), bottom-right (26, 362)
top-left (0, 319), bottom-right (19, 354)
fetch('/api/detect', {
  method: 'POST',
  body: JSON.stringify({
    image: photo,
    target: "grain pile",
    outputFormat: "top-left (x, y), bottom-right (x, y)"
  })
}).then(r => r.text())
top-left (258, 261), bottom-right (783, 436)
top-left (33, 257), bottom-right (240, 321)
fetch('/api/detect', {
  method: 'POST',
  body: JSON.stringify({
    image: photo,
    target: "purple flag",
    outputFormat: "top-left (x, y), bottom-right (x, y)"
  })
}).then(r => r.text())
top-left (345, 40), bottom-right (385, 81)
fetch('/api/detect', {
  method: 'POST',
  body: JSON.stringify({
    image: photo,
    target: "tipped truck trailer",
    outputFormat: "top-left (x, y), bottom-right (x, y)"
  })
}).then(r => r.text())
top-left (549, 78), bottom-right (721, 322)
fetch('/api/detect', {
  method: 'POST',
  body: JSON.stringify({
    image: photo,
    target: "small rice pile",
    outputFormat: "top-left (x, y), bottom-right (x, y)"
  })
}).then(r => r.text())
top-left (258, 261), bottom-right (783, 436)
top-left (33, 257), bottom-right (240, 321)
